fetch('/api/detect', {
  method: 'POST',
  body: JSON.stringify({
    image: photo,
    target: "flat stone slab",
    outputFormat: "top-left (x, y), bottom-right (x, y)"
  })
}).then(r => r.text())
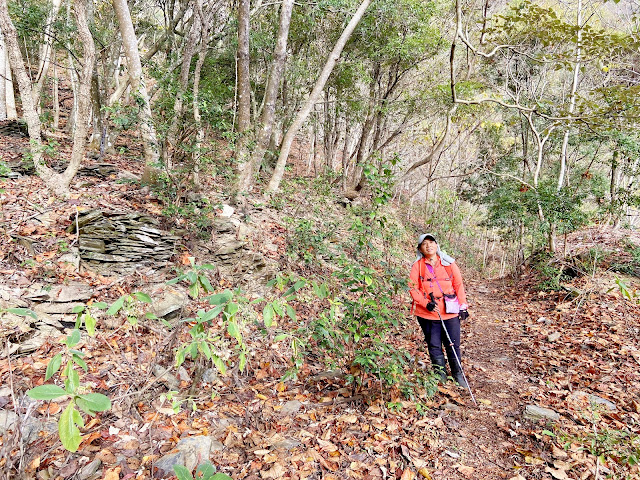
top-left (569, 391), bottom-right (617, 412)
top-left (524, 405), bottom-right (560, 421)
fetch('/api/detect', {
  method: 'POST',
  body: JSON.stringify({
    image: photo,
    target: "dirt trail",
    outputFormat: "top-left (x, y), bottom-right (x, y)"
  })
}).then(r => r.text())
top-left (425, 279), bottom-right (538, 480)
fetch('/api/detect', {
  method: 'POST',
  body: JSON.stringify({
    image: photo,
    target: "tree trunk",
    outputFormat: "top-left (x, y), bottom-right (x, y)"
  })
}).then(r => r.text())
top-left (164, 7), bottom-right (200, 172)
top-left (52, 61), bottom-right (59, 129)
top-left (34, 0), bottom-right (63, 101)
top-left (59, 0), bottom-right (95, 185)
top-left (1, 32), bottom-right (17, 120)
top-left (267, 0), bottom-right (372, 194)
top-left (0, 31), bottom-right (6, 120)
top-left (112, 0), bottom-right (160, 175)
top-left (236, 0), bottom-right (294, 194)
top-left (557, 0), bottom-right (582, 192)
top-left (233, 0), bottom-right (252, 198)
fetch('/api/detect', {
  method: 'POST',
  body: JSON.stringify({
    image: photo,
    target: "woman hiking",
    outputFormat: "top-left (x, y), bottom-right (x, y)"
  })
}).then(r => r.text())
top-left (409, 233), bottom-right (469, 387)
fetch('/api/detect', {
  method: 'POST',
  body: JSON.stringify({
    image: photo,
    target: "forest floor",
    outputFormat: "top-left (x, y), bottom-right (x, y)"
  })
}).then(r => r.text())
top-left (1, 127), bottom-right (640, 480)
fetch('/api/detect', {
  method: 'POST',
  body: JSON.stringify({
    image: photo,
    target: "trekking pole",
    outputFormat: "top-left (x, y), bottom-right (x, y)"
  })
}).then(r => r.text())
top-left (436, 308), bottom-right (477, 406)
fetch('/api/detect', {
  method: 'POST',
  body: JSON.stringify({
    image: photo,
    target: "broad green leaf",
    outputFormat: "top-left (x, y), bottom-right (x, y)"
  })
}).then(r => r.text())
top-left (212, 355), bottom-right (227, 375)
top-left (173, 465), bottom-right (193, 480)
top-left (211, 473), bottom-right (233, 480)
top-left (59, 403), bottom-right (83, 452)
top-left (199, 309), bottom-right (218, 323)
top-left (133, 292), bottom-right (152, 303)
top-left (272, 301), bottom-right (283, 317)
top-left (106, 296), bottom-right (126, 315)
top-left (6, 307), bottom-right (37, 319)
top-left (84, 314), bottom-right (96, 337)
top-left (201, 341), bottom-right (212, 360)
top-left (72, 354), bottom-right (88, 372)
top-left (188, 283), bottom-right (199, 299)
top-left (71, 305), bottom-right (85, 314)
top-left (200, 276), bottom-right (214, 293)
top-left (285, 305), bottom-right (296, 322)
top-left (45, 353), bottom-right (63, 381)
top-left (145, 312), bottom-right (159, 320)
top-left (66, 329), bottom-right (81, 348)
top-left (208, 290), bottom-right (233, 306)
top-left (65, 368), bottom-right (80, 394)
top-left (196, 461), bottom-right (216, 478)
top-left (189, 342), bottom-right (198, 359)
top-left (263, 305), bottom-right (274, 328)
top-left (176, 348), bottom-right (186, 368)
top-left (227, 321), bottom-right (241, 343)
top-left (27, 384), bottom-right (67, 400)
top-left (76, 393), bottom-right (111, 415)
top-left (92, 302), bottom-right (108, 309)
top-left (273, 334), bottom-right (288, 342)
top-left (166, 277), bottom-right (182, 285)
top-left (224, 302), bottom-right (239, 317)
top-left (239, 351), bottom-right (246, 371)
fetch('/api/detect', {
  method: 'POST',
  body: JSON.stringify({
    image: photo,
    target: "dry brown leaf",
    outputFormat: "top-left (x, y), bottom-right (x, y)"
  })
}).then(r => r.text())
top-left (552, 445), bottom-right (568, 459)
top-left (400, 468), bottom-right (416, 480)
top-left (545, 466), bottom-right (569, 480)
top-left (261, 462), bottom-right (286, 479)
top-left (339, 414), bottom-right (358, 423)
top-left (317, 439), bottom-right (338, 452)
top-left (104, 467), bottom-right (121, 480)
top-left (455, 464), bottom-right (475, 478)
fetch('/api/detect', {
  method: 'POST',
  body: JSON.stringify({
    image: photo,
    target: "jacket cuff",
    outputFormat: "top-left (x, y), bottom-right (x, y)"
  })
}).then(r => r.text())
top-left (459, 304), bottom-right (468, 310)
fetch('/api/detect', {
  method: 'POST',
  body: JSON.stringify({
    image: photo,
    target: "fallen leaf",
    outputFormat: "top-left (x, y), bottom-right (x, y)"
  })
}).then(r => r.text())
top-left (104, 467), bottom-right (121, 480)
top-left (261, 462), bottom-right (286, 479)
top-left (545, 466), bottom-right (569, 480)
top-left (552, 445), bottom-right (568, 459)
top-left (455, 464), bottom-right (475, 478)
top-left (400, 468), bottom-right (416, 480)
top-left (417, 467), bottom-right (432, 479)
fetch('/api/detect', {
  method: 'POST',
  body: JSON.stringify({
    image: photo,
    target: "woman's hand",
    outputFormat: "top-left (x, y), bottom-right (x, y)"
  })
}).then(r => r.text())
top-left (459, 310), bottom-right (469, 321)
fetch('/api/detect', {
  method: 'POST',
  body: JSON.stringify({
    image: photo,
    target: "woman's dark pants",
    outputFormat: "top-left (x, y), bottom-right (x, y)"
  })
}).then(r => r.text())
top-left (417, 315), bottom-right (462, 376)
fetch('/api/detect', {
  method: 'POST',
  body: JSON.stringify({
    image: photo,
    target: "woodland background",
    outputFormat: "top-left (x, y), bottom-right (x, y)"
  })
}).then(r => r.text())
top-left (0, 0), bottom-right (639, 478)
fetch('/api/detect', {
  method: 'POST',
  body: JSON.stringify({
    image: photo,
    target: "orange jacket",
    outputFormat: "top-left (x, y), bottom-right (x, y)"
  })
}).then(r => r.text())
top-left (409, 256), bottom-right (467, 320)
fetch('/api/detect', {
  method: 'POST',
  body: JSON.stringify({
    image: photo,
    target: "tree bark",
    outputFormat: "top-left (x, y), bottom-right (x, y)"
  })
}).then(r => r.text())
top-left (266, 0), bottom-right (372, 194)
top-left (0, 31), bottom-right (6, 120)
top-left (236, 0), bottom-right (294, 193)
top-left (59, 0), bottom-right (95, 186)
top-left (233, 0), bottom-right (253, 197)
top-left (557, 0), bottom-right (582, 191)
top-left (34, 0), bottom-right (63, 102)
top-left (112, 0), bottom-right (160, 173)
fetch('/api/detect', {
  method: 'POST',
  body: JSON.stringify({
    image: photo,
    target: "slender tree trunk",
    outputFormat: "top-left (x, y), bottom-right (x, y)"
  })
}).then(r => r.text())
top-left (112, 0), bottom-right (160, 174)
top-left (52, 61), bottom-right (59, 129)
top-left (0, 31), bottom-right (6, 120)
top-left (267, 0), bottom-right (372, 194)
top-left (66, 48), bottom-right (79, 134)
top-left (233, 0), bottom-right (252, 198)
top-left (558, 0), bottom-right (582, 191)
top-left (2, 34), bottom-right (17, 120)
top-left (164, 8), bottom-right (200, 171)
top-left (237, 0), bottom-right (294, 193)
top-left (34, 0), bottom-right (62, 101)
top-left (60, 0), bottom-right (95, 185)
